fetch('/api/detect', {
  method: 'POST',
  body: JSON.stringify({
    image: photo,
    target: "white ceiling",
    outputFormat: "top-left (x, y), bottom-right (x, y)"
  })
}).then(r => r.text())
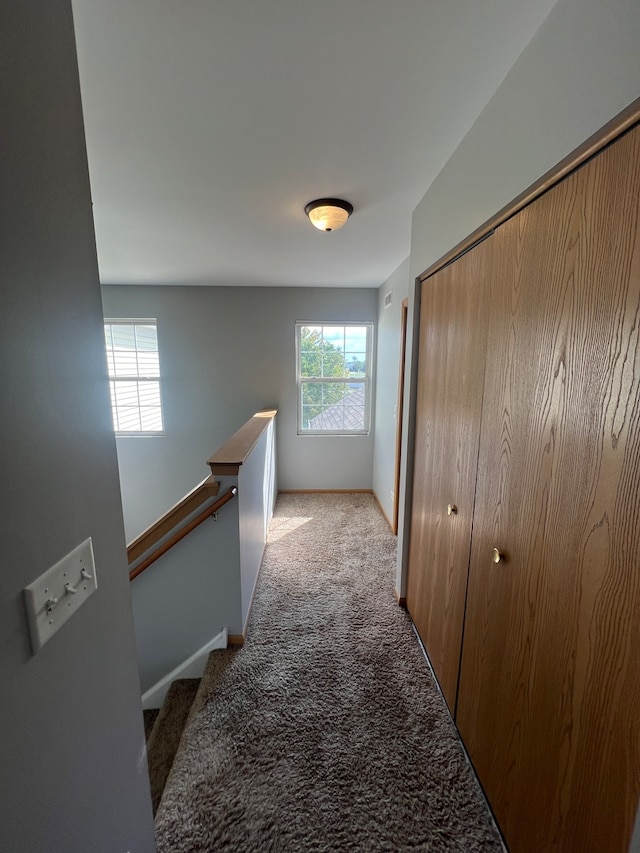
top-left (72, 0), bottom-right (557, 288)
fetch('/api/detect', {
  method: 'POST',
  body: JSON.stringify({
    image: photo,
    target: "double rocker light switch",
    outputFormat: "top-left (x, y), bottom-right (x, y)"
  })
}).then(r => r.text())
top-left (24, 538), bottom-right (98, 653)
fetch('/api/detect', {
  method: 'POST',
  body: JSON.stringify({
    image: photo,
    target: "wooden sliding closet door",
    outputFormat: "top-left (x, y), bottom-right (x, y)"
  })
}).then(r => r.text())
top-left (457, 124), bottom-right (640, 852)
top-left (406, 236), bottom-right (491, 712)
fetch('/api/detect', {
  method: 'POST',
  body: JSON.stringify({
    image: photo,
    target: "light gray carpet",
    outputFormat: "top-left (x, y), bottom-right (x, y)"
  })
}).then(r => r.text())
top-left (156, 493), bottom-right (503, 852)
top-left (147, 678), bottom-right (200, 815)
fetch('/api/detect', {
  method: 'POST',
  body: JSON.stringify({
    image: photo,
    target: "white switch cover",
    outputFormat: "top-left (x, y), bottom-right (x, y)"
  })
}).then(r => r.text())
top-left (24, 538), bottom-right (97, 653)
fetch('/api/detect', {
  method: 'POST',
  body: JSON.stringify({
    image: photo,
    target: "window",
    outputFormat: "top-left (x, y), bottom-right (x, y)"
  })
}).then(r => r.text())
top-left (104, 319), bottom-right (164, 434)
top-left (296, 323), bottom-right (372, 435)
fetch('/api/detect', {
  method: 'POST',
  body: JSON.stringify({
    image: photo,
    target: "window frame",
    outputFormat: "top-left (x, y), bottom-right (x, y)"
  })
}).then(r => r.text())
top-left (104, 317), bottom-right (165, 437)
top-left (295, 321), bottom-right (373, 436)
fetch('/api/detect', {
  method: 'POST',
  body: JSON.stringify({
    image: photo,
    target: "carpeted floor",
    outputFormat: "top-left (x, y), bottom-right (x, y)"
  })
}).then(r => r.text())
top-left (155, 493), bottom-right (503, 852)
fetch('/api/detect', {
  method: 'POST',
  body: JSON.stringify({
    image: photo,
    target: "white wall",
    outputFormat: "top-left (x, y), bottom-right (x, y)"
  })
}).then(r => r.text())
top-left (0, 4), bottom-right (156, 851)
top-left (102, 285), bottom-right (378, 540)
top-left (397, 0), bottom-right (640, 594)
top-left (372, 259), bottom-right (410, 526)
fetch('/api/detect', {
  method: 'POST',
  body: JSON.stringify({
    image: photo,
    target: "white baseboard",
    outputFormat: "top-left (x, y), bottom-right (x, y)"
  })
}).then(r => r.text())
top-left (141, 627), bottom-right (228, 710)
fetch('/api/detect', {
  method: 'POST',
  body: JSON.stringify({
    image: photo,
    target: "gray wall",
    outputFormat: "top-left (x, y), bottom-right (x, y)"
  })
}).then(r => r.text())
top-left (409, 0), bottom-right (640, 282)
top-left (397, 0), bottom-right (640, 594)
top-left (0, 4), bottom-right (156, 852)
top-left (131, 481), bottom-right (242, 691)
top-left (102, 285), bottom-right (378, 540)
top-left (372, 259), bottom-right (410, 526)
top-left (132, 416), bottom-right (277, 691)
top-left (238, 419), bottom-right (277, 631)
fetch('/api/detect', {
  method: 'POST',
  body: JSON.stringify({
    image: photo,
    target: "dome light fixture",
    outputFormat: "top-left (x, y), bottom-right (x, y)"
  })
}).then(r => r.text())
top-left (304, 198), bottom-right (353, 232)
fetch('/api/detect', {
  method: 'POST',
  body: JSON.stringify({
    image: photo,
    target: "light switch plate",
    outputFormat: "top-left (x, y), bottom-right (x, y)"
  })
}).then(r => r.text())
top-left (24, 538), bottom-right (97, 653)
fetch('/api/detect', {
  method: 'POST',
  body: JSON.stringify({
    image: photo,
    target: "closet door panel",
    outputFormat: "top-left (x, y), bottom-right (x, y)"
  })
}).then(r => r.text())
top-left (406, 237), bottom-right (490, 712)
top-left (457, 125), bottom-right (640, 852)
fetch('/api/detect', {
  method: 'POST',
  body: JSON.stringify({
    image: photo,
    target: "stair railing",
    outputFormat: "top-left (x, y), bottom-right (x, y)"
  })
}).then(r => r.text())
top-left (128, 486), bottom-right (237, 581)
top-left (127, 408), bottom-right (277, 692)
top-left (127, 474), bottom-right (219, 563)
top-left (126, 408), bottom-right (277, 583)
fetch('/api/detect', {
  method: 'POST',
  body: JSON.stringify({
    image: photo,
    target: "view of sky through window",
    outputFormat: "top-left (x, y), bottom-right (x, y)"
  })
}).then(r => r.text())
top-left (297, 323), bottom-right (372, 434)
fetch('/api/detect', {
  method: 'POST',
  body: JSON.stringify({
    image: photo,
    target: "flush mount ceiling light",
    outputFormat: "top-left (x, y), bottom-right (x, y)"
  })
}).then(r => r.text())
top-left (304, 198), bottom-right (353, 232)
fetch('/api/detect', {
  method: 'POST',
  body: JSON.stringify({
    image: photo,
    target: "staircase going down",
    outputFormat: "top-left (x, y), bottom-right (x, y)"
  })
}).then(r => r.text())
top-left (145, 678), bottom-right (200, 814)
top-left (143, 651), bottom-right (235, 816)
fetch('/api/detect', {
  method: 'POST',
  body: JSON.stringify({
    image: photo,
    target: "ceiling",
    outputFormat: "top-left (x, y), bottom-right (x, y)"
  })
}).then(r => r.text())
top-left (72, 0), bottom-right (557, 288)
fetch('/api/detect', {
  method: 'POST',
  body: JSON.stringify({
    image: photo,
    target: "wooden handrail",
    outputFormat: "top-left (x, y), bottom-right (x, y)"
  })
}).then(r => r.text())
top-left (207, 409), bottom-right (277, 476)
top-left (129, 487), bottom-right (238, 581)
top-left (127, 475), bottom-right (220, 564)
top-left (127, 409), bottom-right (275, 580)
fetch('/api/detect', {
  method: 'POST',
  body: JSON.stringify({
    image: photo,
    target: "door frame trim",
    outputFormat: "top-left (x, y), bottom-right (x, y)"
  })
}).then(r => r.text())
top-left (392, 298), bottom-right (409, 535)
top-left (419, 97), bottom-right (640, 284)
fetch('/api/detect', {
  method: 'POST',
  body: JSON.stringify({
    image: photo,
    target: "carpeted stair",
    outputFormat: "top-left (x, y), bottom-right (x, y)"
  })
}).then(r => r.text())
top-left (144, 678), bottom-right (201, 815)
top-left (144, 650), bottom-right (238, 817)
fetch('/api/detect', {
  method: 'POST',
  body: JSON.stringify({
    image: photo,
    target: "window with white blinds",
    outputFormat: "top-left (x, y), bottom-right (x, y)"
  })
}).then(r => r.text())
top-left (104, 319), bottom-right (164, 434)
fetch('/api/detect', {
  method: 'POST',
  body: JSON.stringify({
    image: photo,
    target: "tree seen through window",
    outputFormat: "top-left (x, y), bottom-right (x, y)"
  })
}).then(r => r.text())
top-left (297, 324), bottom-right (371, 433)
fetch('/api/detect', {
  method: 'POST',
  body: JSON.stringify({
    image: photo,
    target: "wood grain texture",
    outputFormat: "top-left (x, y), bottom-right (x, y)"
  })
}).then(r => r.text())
top-left (406, 237), bottom-right (491, 713)
top-left (207, 409), bottom-right (277, 475)
top-left (456, 123), bottom-right (640, 853)
top-left (127, 475), bottom-right (219, 563)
